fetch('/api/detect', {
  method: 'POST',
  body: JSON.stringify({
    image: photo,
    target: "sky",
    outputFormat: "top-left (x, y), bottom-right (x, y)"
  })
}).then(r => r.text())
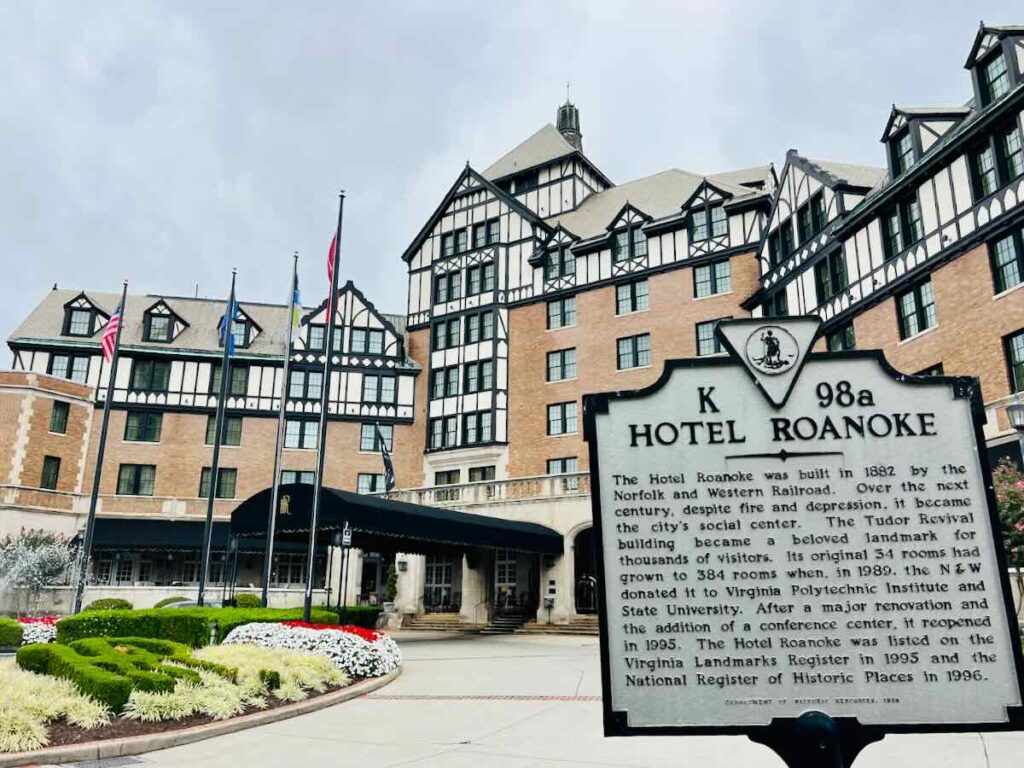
top-left (1, 1), bottom-right (1020, 340)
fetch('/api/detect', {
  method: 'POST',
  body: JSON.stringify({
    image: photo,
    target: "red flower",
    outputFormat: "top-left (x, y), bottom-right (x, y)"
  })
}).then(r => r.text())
top-left (281, 621), bottom-right (382, 642)
top-left (17, 616), bottom-right (59, 625)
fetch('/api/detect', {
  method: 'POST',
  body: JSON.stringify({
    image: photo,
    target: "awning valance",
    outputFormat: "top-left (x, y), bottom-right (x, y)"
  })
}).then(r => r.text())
top-left (86, 517), bottom-right (312, 554)
top-left (230, 484), bottom-right (564, 556)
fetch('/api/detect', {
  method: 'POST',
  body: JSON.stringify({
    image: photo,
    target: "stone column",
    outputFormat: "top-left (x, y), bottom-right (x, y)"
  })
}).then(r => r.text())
top-left (536, 550), bottom-right (572, 625)
top-left (395, 553), bottom-right (425, 617)
top-left (459, 549), bottom-right (491, 625)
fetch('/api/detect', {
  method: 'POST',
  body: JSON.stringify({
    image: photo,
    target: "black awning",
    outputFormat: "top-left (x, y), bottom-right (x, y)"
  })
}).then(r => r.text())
top-left (230, 484), bottom-right (564, 556)
top-left (87, 517), bottom-right (312, 554)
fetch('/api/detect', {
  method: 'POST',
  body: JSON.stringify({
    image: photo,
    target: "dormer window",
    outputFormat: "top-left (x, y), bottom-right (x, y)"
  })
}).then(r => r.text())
top-left (351, 328), bottom-right (384, 355)
top-left (890, 129), bottom-right (915, 177)
top-left (230, 319), bottom-right (249, 350)
top-left (796, 192), bottom-right (827, 244)
top-left (613, 225), bottom-right (647, 263)
top-left (968, 119), bottom-right (1024, 201)
top-left (688, 205), bottom-right (727, 242)
top-left (979, 50), bottom-right (1011, 106)
top-left (66, 309), bottom-right (95, 336)
top-left (545, 246), bottom-right (575, 279)
top-left (145, 315), bottom-right (171, 342)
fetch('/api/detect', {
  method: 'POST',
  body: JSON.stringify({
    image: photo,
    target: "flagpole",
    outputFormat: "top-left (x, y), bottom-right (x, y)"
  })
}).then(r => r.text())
top-left (262, 253), bottom-right (299, 607)
top-left (72, 281), bottom-right (128, 614)
top-left (305, 191), bottom-right (344, 621)
top-left (198, 269), bottom-right (237, 607)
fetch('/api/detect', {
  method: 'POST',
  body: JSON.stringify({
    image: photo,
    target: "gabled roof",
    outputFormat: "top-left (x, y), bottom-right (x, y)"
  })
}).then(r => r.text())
top-left (880, 105), bottom-right (971, 141)
top-left (482, 124), bottom-right (578, 180)
top-left (545, 168), bottom-right (759, 241)
top-left (708, 165), bottom-right (777, 192)
top-left (964, 23), bottom-right (1024, 68)
top-left (786, 151), bottom-right (887, 193)
top-left (400, 164), bottom-right (552, 263)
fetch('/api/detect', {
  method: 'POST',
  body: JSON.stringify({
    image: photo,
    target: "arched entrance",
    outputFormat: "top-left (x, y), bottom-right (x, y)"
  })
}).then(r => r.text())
top-left (574, 527), bottom-right (598, 614)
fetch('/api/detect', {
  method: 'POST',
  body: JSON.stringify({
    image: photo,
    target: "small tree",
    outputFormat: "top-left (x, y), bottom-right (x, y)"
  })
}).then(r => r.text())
top-left (384, 564), bottom-right (398, 603)
top-left (993, 458), bottom-right (1024, 615)
top-left (0, 528), bottom-right (73, 616)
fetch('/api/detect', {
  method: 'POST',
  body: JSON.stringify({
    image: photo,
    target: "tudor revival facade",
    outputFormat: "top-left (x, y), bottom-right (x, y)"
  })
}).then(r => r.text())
top-left (4, 21), bottom-right (1024, 623)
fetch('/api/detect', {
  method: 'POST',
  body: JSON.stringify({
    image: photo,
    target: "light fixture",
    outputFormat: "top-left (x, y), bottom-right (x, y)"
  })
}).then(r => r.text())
top-left (1007, 402), bottom-right (1024, 432)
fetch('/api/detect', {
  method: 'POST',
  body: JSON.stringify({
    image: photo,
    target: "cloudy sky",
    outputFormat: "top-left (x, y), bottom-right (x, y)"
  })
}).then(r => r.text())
top-left (1, 1), bottom-right (1018, 340)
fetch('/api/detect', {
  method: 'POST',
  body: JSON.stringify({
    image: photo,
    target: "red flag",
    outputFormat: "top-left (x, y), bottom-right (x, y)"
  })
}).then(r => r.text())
top-left (101, 303), bottom-right (122, 362)
top-left (326, 233), bottom-right (337, 317)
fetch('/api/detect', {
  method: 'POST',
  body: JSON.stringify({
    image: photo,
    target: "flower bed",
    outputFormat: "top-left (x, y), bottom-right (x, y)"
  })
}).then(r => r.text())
top-left (223, 622), bottom-right (401, 678)
top-left (18, 617), bottom-right (57, 645)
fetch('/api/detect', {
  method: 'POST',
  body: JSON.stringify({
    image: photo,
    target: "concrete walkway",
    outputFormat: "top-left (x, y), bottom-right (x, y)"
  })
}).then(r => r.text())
top-left (126, 634), bottom-right (1019, 767)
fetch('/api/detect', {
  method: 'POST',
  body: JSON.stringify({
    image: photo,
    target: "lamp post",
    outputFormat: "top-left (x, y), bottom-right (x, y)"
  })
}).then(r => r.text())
top-left (1007, 401), bottom-right (1024, 465)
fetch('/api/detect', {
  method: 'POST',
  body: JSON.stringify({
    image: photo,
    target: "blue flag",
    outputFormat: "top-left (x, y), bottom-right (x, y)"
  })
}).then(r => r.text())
top-left (221, 297), bottom-right (238, 356)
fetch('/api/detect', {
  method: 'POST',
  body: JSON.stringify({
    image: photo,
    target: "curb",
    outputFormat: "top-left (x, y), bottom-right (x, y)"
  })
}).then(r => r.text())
top-left (0, 666), bottom-right (401, 767)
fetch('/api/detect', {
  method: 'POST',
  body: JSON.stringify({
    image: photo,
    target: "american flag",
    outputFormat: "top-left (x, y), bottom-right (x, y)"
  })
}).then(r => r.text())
top-left (326, 233), bottom-right (338, 317)
top-left (376, 422), bottom-right (396, 491)
top-left (101, 302), bottom-right (122, 362)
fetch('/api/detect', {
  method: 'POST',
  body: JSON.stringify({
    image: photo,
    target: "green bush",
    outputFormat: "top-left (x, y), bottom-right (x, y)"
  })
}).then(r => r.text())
top-left (258, 669), bottom-right (281, 691)
top-left (0, 616), bottom-right (24, 647)
top-left (153, 596), bottom-right (189, 609)
top-left (233, 593), bottom-right (261, 608)
top-left (84, 598), bottom-right (133, 611)
top-left (56, 607), bottom-right (339, 647)
top-left (336, 606), bottom-right (382, 629)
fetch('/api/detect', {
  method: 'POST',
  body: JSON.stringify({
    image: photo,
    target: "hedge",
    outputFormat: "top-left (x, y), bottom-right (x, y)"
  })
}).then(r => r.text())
top-left (153, 595), bottom-right (189, 609)
top-left (84, 598), bottom-right (133, 611)
top-left (233, 593), bottom-right (261, 608)
top-left (56, 607), bottom-right (340, 647)
top-left (337, 606), bottom-right (382, 629)
top-left (14, 637), bottom-right (235, 712)
top-left (0, 616), bottom-right (24, 647)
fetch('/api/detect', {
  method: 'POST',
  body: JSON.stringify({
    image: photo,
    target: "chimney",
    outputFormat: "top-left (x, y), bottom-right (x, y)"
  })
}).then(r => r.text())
top-left (557, 100), bottom-right (582, 150)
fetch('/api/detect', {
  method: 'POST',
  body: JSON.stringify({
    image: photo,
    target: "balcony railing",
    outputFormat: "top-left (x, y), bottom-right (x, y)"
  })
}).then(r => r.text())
top-left (375, 472), bottom-right (590, 507)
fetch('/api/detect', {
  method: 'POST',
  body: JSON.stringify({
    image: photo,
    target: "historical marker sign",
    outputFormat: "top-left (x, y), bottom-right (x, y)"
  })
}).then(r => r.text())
top-left (584, 317), bottom-right (1024, 738)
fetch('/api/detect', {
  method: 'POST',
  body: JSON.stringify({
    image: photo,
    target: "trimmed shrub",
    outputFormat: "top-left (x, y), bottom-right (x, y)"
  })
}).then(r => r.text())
top-left (56, 607), bottom-right (340, 647)
top-left (153, 596), bottom-right (189, 609)
top-left (0, 616), bottom-right (24, 647)
top-left (233, 593), bottom-right (261, 608)
top-left (84, 598), bottom-right (133, 611)
top-left (336, 606), bottom-right (382, 629)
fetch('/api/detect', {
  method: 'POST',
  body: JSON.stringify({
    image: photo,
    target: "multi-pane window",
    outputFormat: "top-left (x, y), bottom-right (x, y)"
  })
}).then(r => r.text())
top-left (767, 221), bottom-right (796, 266)
top-left (228, 318), bottom-right (250, 350)
top-left (546, 296), bottom-right (576, 329)
top-left (613, 225), bottom-right (647, 262)
top-left (1006, 329), bottom-right (1024, 393)
top-left (211, 364), bottom-right (248, 396)
top-left (547, 457), bottom-right (579, 490)
top-left (467, 263), bottom-right (496, 294)
top-left (359, 423), bottom-right (393, 452)
top-left (350, 329), bottom-right (385, 355)
top-left (284, 420), bottom-right (318, 450)
top-left (814, 251), bottom-right (848, 302)
top-left (980, 51), bottom-right (1011, 105)
top-left (205, 415), bottom-right (242, 446)
top-left (131, 359), bottom-right (171, 392)
top-left (797, 192), bottom-right (828, 242)
top-left (463, 411), bottom-right (493, 445)
top-left (357, 473), bottom-right (385, 494)
top-left (66, 309), bottom-right (94, 336)
top-left (896, 279), bottom-right (937, 339)
top-left (465, 359), bottom-right (494, 393)
top-left (428, 416), bottom-right (458, 449)
top-left (40, 456), bottom-right (60, 490)
top-left (765, 290), bottom-right (789, 317)
top-left (199, 467), bottom-right (237, 499)
top-left (616, 279), bottom-right (649, 315)
top-left (362, 374), bottom-right (397, 404)
top-left (434, 271), bottom-right (461, 303)
top-left (890, 130), bottom-right (915, 177)
top-left (124, 411), bottom-right (162, 442)
top-left (441, 230), bottom-right (468, 258)
top-left (465, 310), bottom-right (495, 343)
top-left (545, 247), bottom-right (575, 279)
top-left (50, 401), bottom-right (69, 434)
top-left (617, 334), bottom-right (652, 370)
top-left (970, 120), bottom-right (1024, 200)
top-left (547, 402), bottom-right (577, 436)
top-left (472, 218), bottom-right (500, 248)
top-left (432, 318), bottom-right (460, 350)
top-left (826, 323), bottom-right (856, 352)
top-left (281, 470), bottom-right (314, 485)
top-left (469, 465), bottom-right (496, 482)
top-left (146, 315), bottom-right (172, 342)
top-left (431, 366), bottom-right (459, 398)
top-left (307, 324), bottom-right (340, 351)
top-left (48, 354), bottom-right (90, 384)
top-left (991, 230), bottom-right (1024, 294)
top-left (547, 348), bottom-right (577, 381)
top-left (881, 195), bottom-right (924, 260)
top-left (696, 320), bottom-right (725, 356)
top-left (289, 370), bottom-right (323, 400)
top-left (689, 206), bottom-right (727, 242)
top-left (694, 259), bottom-right (731, 298)
top-left (117, 464), bottom-right (156, 496)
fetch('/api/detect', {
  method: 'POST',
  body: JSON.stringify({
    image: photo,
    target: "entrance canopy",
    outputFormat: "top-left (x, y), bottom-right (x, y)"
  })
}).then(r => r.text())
top-left (231, 484), bottom-right (564, 556)
top-left (85, 517), bottom-right (312, 553)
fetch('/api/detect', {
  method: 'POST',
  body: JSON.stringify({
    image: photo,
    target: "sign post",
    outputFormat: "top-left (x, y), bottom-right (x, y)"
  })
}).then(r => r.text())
top-left (583, 317), bottom-right (1024, 767)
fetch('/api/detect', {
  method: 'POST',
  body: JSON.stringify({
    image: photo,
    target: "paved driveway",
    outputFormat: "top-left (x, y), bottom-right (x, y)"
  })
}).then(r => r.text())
top-left (132, 634), bottom-right (1020, 767)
